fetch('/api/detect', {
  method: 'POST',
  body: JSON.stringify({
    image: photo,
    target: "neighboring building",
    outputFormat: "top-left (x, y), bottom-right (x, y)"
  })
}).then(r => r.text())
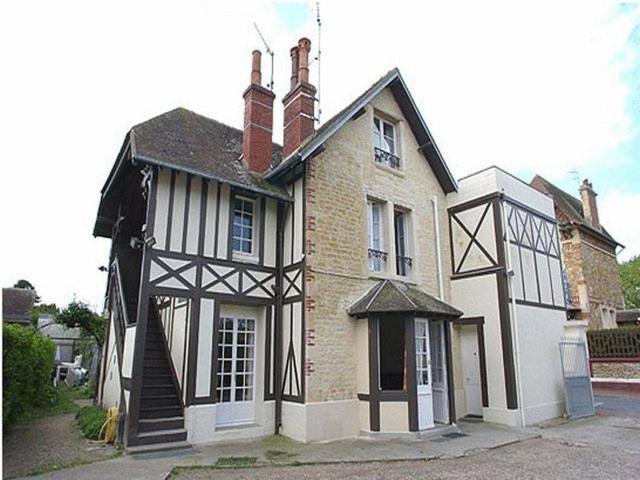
top-left (617, 309), bottom-right (640, 327)
top-left (95, 38), bottom-right (569, 449)
top-left (530, 176), bottom-right (624, 329)
top-left (2, 287), bottom-right (37, 325)
top-left (38, 316), bottom-right (83, 364)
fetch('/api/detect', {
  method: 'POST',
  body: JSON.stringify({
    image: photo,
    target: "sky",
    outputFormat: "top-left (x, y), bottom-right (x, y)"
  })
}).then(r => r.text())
top-left (1, 1), bottom-right (638, 310)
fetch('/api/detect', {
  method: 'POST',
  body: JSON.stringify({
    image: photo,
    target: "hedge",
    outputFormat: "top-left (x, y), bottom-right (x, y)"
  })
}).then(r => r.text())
top-left (3, 323), bottom-right (56, 431)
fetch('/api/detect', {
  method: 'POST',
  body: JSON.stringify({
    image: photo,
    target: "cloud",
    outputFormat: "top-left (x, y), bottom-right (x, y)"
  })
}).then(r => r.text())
top-left (599, 190), bottom-right (640, 262)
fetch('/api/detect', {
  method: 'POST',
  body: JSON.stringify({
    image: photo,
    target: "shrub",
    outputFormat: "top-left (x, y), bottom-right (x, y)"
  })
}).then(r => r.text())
top-left (3, 324), bottom-right (55, 431)
top-left (76, 406), bottom-right (107, 440)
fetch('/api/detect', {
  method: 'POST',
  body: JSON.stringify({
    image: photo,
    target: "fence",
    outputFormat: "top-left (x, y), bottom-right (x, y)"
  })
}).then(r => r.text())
top-left (587, 327), bottom-right (640, 362)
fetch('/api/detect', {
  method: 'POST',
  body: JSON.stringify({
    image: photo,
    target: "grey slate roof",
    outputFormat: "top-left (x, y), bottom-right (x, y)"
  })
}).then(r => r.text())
top-left (130, 108), bottom-right (290, 201)
top-left (266, 68), bottom-right (458, 194)
top-left (2, 288), bottom-right (36, 324)
top-left (530, 175), bottom-right (620, 247)
top-left (39, 323), bottom-right (82, 340)
top-left (348, 280), bottom-right (463, 318)
top-left (617, 309), bottom-right (640, 326)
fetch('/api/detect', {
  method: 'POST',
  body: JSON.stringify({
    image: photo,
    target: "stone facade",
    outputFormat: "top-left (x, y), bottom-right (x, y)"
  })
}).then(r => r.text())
top-left (560, 227), bottom-right (623, 329)
top-left (304, 88), bottom-right (452, 403)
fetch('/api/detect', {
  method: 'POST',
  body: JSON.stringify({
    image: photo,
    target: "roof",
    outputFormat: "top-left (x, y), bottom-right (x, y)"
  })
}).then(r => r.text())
top-left (266, 68), bottom-right (458, 194)
top-left (2, 288), bottom-right (36, 324)
top-left (530, 175), bottom-right (621, 247)
top-left (348, 280), bottom-right (463, 318)
top-left (617, 309), bottom-right (640, 325)
top-left (39, 323), bottom-right (83, 340)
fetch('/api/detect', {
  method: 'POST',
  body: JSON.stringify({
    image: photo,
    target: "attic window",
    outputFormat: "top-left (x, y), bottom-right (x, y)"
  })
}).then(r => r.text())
top-left (373, 117), bottom-right (400, 169)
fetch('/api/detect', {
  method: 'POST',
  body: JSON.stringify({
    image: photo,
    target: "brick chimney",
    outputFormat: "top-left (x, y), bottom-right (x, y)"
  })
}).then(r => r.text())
top-left (242, 50), bottom-right (276, 174)
top-left (282, 38), bottom-right (316, 158)
top-left (579, 179), bottom-right (600, 230)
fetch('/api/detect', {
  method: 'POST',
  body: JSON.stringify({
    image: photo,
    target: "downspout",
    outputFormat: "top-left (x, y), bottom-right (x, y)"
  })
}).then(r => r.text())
top-left (431, 196), bottom-right (444, 300)
top-left (500, 193), bottom-right (526, 428)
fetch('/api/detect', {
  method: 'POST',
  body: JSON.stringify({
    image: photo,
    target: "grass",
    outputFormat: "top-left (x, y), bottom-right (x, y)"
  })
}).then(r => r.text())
top-left (76, 406), bottom-right (108, 440)
top-left (13, 385), bottom-right (87, 426)
top-left (215, 456), bottom-right (258, 468)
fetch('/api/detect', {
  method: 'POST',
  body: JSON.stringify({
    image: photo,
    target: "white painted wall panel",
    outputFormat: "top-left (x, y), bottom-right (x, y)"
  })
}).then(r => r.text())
top-left (170, 304), bottom-right (189, 388)
top-left (122, 325), bottom-right (136, 378)
top-left (216, 185), bottom-right (230, 259)
top-left (186, 177), bottom-right (201, 255)
top-left (203, 181), bottom-right (218, 258)
top-left (102, 315), bottom-right (121, 409)
top-left (154, 168), bottom-right (172, 250)
top-left (536, 252), bottom-right (553, 305)
top-left (520, 248), bottom-right (536, 302)
top-left (264, 199), bottom-right (277, 267)
top-left (293, 179), bottom-right (304, 263)
top-left (509, 244), bottom-right (524, 300)
top-left (549, 257), bottom-right (565, 307)
top-left (196, 298), bottom-right (215, 398)
top-left (170, 173), bottom-right (187, 252)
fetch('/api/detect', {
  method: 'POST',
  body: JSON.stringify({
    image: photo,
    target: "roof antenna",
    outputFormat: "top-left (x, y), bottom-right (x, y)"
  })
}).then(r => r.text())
top-left (253, 22), bottom-right (274, 90)
top-left (315, 2), bottom-right (322, 124)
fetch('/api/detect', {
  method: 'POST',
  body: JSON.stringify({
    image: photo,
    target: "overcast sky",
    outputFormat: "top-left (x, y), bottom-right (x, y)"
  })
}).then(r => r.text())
top-left (1, 1), bottom-right (638, 310)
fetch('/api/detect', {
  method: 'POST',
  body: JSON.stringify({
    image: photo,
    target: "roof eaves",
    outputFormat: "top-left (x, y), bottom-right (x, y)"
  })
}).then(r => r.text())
top-left (133, 154), bottom-right (293, 203)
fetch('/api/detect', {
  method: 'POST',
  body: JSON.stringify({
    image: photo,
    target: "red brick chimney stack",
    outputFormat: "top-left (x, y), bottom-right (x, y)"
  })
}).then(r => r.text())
top-left (242, 49), bottom-right (276, 174)
top-left (282, 37), bottom-right (316, 158)
top-left (579, 179), bottom-right (600, 230)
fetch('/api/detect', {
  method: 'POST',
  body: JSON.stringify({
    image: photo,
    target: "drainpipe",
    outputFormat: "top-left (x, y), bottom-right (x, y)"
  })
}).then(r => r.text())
top-left (500, 193), bottom-right (527, 428)
top-left (431, 196), bottom-right (444, 300)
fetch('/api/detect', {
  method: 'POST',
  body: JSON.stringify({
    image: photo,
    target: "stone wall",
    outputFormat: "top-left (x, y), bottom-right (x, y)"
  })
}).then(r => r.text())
top-left (591, 362), bottom-right (640, 379)
top-left (304, 87), bottom-right (453, 403)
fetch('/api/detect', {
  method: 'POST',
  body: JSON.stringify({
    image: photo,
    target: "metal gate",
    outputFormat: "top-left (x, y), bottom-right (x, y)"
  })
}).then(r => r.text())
top-left (559, 339), bottom-right (595, 419)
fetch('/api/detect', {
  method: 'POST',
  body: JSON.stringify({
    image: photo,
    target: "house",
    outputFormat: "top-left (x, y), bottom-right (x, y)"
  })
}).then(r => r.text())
top-left (38, 315), bottom-right (83, 364)
top-left (616, 309), bottom-right (640, 327)
top-left (530, 176), bottom-right (624, 329)
top-left (95, 38), bottom-right (569, 448)
top-left (2, 287), bottom-right (37, 325)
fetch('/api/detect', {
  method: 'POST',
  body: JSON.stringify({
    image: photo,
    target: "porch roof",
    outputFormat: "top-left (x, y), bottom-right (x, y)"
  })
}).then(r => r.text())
top-left (348, 280), bottom-right (463, 319)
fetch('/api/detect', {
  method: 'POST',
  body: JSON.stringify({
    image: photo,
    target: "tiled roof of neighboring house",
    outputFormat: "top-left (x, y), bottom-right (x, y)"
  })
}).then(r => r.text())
top-left (617, 309), bottom-right (640, 326)
top-left (265, 68), bottom-right (458, 194)
top-left (530, 175), bottom-right (621, 247)
top-left (39, 323), bottom-right (83, 340)
top-left (348, 279), bottom-right (463, 318)
top-left (2, 288), bottom-right (37, 324)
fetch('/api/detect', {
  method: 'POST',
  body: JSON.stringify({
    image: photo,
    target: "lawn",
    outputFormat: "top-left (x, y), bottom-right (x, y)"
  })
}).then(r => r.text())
top-left (13, 384), bottom-right (93, 426)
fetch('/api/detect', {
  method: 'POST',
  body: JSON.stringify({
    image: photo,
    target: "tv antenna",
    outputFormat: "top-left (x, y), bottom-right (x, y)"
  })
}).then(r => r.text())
top-left (315, 2), bottom-right (322, 124)
top-left (253, 22), bottom-right (274, 90)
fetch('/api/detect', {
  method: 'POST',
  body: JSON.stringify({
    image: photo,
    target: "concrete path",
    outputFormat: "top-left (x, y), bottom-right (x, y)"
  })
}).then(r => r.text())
top-left (595, 393), bottom-right (640, 418)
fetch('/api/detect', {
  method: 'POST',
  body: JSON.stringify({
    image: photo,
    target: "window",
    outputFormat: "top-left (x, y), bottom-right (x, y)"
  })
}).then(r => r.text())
top-left (373, 117), bottom-right (400, 169)
top-left (232, 196), bottom-right (256, 256)
top-left (378, 320), bottom-right (405, 390)
top-left (394, 210), bottom-right (411, 277)
top-left (367, 200), bottom-right (386, 272)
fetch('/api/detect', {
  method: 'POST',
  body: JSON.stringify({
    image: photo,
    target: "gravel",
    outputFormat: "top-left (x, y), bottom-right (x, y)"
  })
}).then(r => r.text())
top-left (2, 412), bottom-right (117, 479)
top-left (171, 438), bottom-right (640, 480)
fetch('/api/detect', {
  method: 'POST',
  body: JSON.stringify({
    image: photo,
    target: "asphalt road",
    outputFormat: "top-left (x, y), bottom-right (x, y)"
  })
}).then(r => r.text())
top-left (595, 393), bottom-right (640, 417)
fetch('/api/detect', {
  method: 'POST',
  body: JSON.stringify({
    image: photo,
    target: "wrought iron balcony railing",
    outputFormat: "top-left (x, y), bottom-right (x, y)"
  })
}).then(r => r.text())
top-left (374, 147), bottom-right (401, 170)
top-left (368, 248), bottom-right (387, 272)
top-left (396, 255), bottom-right (412, 277)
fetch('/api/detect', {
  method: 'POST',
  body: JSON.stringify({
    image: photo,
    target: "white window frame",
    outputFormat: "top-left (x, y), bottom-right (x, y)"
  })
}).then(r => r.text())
top-left (367, 200), bottom-right (386, 273)
top-left (394, 209), bottom-right (412, 277)
top-left (232, 195), bottom-right (258, 259)
top-left (373, 116), bottom-right (397, 155)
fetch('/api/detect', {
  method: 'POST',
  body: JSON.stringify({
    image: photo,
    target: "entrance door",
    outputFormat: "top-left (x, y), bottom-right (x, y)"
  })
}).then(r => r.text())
top-left (429, 321), bottom-right (449, 423)
top-left (215, 316), bottom-right (256, 427)
top-left (460, 325), bottom-right (482, 416)
top-left (415, 319), bottom-right (434, 430)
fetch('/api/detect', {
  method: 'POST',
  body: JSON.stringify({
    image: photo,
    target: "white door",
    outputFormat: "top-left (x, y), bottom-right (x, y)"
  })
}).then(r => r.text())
top-left (460, 326), bottom-right (483, 416)
top-left (429, 321), bottom-right (449, 423)
top-left (215, 316), bottom-right (256, 427)
top-left (415, 319), bottom-right (435, 430)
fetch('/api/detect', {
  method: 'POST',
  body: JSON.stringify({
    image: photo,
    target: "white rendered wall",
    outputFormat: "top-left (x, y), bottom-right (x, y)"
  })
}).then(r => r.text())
top-left (280, 399), bottom-right (359, 442)
top-left (121, 325), bottom-right (136, 379)
top-left (101, 315), bottom-right (121, 409)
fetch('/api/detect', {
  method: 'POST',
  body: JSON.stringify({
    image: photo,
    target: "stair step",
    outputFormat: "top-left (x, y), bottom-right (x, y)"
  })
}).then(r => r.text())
top-left (139, 405), bottom-right (183, 419)
top-left (142, 385), bottom-right (178, 396)
top-left (141, 395), bottom-right (181, 407)
top-left (144, 350), bottom-right (167, 358)
top-left (127, 440), bottom-right (191, 455)
top-left (138, 417), bottom-right (184, 433)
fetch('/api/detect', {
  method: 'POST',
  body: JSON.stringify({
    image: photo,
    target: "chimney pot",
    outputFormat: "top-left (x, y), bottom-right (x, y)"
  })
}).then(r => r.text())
top-left (579, 178), bottom-right (600, 230)
top-left (297, 37), bottom-right (311, 83)
top-left (251, 50), bottom-right (262, 85)
top-left (290, 46), bottom-right (299, 89)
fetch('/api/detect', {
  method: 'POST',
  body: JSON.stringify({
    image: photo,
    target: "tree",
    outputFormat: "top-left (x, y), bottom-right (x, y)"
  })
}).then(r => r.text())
top-left (13, 279), bottom-right (40, 302)
top-left (620, 256), bottom-right (640, 309)
top-left (56, 301), bottom-right (106, 347)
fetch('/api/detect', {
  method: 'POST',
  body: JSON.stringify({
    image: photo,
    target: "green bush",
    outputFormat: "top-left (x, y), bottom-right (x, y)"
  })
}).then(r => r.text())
top-left (76, 406), bottom-right (107, 440)
top-left (3, 324), bottom-right (55, 431)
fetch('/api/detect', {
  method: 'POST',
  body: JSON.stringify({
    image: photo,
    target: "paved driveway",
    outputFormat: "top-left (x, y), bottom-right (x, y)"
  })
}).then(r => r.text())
top-left (170, 437), bottom-right (639, 480)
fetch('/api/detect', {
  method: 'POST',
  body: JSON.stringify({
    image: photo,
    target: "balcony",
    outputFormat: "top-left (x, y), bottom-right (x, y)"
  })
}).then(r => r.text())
top-left (374, 147), bottom-right (401, 170)
top-left (396, 255), bottom-right (412, 277)
top-left (368, 248), bottom-right (387, 272)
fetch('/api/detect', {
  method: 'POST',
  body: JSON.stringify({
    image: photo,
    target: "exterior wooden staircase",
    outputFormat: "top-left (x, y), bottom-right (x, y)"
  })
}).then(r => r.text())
top-left (132, 304), bottom-right (188, 448)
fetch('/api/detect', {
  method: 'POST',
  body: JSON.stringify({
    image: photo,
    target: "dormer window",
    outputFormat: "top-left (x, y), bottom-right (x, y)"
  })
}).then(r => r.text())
top-left (373, 116), bottom-right (400, 169)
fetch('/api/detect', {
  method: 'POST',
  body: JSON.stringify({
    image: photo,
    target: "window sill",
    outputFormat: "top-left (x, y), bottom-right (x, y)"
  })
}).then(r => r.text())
top-left (232, 252), bottom-right (260, 265)
top-left (374, 161), bottom-right (405, 178)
